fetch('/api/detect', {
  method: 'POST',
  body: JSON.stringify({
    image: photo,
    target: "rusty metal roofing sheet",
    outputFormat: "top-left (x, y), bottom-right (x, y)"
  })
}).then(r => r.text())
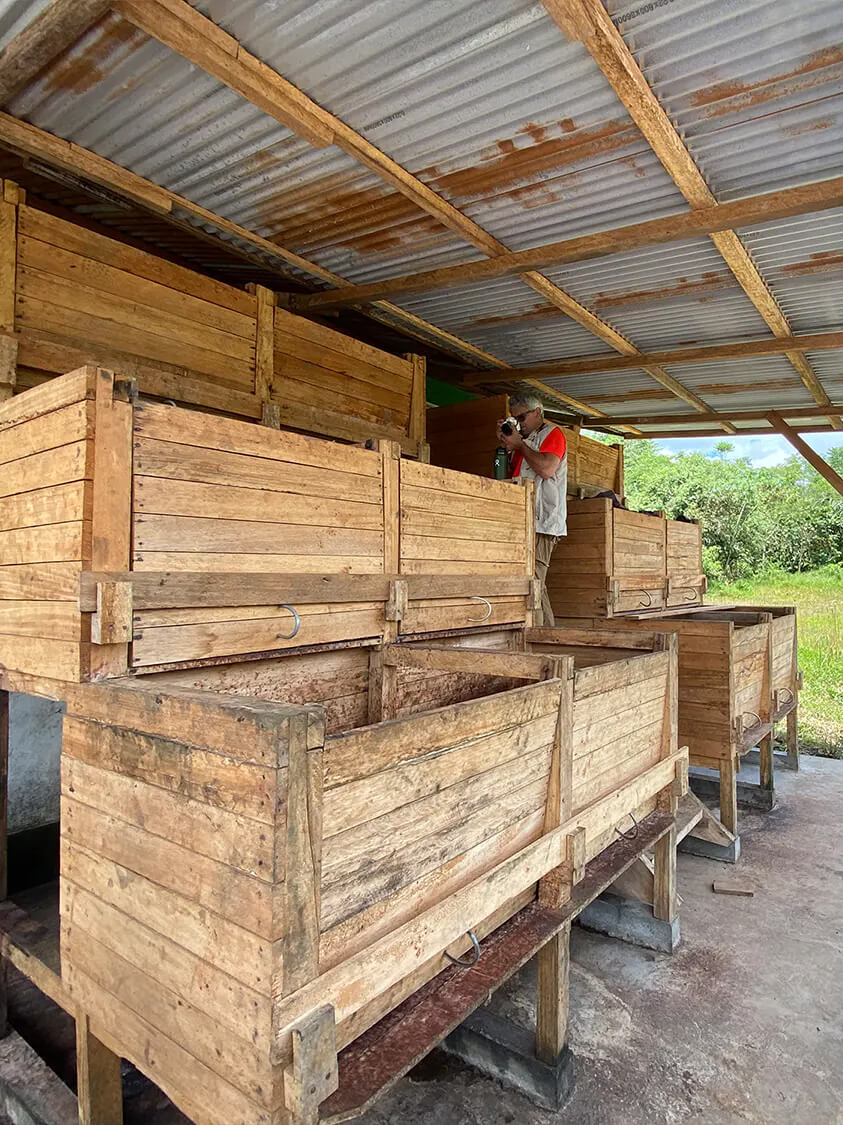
top-left (194, 0), bottom-right (688, 252)
top-left (609, 0), bottom-right (843, 198)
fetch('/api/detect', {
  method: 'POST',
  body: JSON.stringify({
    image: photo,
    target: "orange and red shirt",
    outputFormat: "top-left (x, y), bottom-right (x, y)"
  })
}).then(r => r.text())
top-left (510, 425), bottom-right (567, 478)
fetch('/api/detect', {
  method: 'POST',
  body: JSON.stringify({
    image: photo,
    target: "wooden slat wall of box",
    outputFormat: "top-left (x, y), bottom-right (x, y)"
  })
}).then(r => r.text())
top-left (3, 187), bottom-right (425, 454)
top-left (0, 365), bottom-right (122, 682)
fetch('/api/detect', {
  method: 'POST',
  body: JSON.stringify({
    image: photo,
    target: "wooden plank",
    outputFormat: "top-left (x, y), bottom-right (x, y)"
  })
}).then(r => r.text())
top-left (408, 353), bottom-right (426, 446)
top-left (134, 551), bottom-right (384, 575)
top-left (274, 306), bottom-right (411, 382)
top-left (275, 367), bottom-right (409, 429)
top-left (0, 600), bottom-right (80, 639)
top-left (0, 633), bottom-right (81, 680)
top-left (274, 353), bottom-right (410, 415)
top-left (0, 480), bottom-right (89, 532)
top-left (62, 717), bottom-right (281, 820)
top-left (133, 514), bottom-right (384, 557)
top-left (401, 458), bottom-right (524, 504)
top-left (536, 924), bottom-right (570, 1063)
top-left (253, 284), bottom-right (276, 418)
top-left (323, 712), bottom-right (558, 838)
top-left (134, 399), bottom-right (381, 476)
top-left (0, 521), bottom-right (87, 565)
top-left (768, 413), bottom-right (843, 496)
top-left (62, 756), bottom-right (276, 880)
top-left (383, 645), bottom-right (557, 681)
top-left (20, 234), bottom-right (256, 337)
top-left (325, 680), bottom-right (561, 788)
top-left (19, 206), bottom-right (257, 316)
top-left (400, 534), bottom-right (524, 564)
top-left (0, 439), bottom-right (93, 498)
top-left (0, 1), bottom-right (111, 105)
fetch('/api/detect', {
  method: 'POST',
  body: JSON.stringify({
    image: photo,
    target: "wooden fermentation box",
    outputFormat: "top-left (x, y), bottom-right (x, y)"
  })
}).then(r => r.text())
top-left (554, 608), bottom-right (799, 841)
top-left (426, 394), bottom-right (624, 497)
top-left (1, 370), bottom-right (687, 1124)
top-left (546, 497), bottom-right (706, 617)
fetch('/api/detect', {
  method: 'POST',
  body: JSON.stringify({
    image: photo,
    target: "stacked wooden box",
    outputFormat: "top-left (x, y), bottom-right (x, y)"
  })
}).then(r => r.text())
top-left (1, 359), bottom-right (687, 1125)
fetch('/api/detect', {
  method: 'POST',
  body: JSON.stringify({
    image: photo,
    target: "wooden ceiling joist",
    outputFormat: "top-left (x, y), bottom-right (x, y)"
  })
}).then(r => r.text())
top-left (542, 0), bottom-right (840, 428)
top-left (621, 424), bottom-right (839, 440)
top-left (287, 176), bottom-right (843, 311)
top-left (581, 404), bottom-right (843, 427)
top-left (116, 0), bottom-right (710, 422)
top-left (459, 330), bottom-right (843, 382)
top-left (0, 0), bottom-right (111, 106)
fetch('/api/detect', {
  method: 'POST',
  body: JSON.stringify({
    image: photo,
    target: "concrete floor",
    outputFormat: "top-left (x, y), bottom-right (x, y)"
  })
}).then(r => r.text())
top-left (357, 755), bottom-right (843, 1125)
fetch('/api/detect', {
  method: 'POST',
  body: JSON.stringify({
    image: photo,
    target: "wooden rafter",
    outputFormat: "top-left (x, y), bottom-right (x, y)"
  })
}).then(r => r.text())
top-left (581, 404), bottom-right (843, 427)
top-left (0, 0), bottom-right (111, 106)
top-left (287, 176), bottom-right (843, 311)
top-left (115, 0), bottom-right (713, 421)
top-left (542, 0), bottom-right (840, 428)
top-left (459, 330), bottom-right (843, 382)
top-left (766, 414), bottom-right (843, 496)
top-left (621, 424), bottom-right (839, 440)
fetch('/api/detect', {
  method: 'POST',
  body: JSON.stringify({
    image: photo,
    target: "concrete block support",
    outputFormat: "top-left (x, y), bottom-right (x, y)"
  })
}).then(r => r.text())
top-left (577, 893), bottom-right (680, 954)
top-left (443, 1007), bottom-right (574, 1111)
top-left (689, 763), bottom-right (775, 814)
top-left (679, 834), bottom-right (741, 864)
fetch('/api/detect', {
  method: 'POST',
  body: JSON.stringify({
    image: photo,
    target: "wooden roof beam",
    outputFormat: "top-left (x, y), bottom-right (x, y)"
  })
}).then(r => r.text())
top-left (0, 0), bottom-right (111, 106)
top-left (621, 424), bottom-right (840, 440)
top-left (767, 414), bottom-right (843, 496)
top-left (575, 404), bottom-right (843, 427)
top-left (542, 0), bottom-right (840, 428)
top-left (458, 330), bottom-right (843, 382)
top-left (117, 0), bottom-right (709, 421)
top-left (286, 176), bottom-right (843, 311)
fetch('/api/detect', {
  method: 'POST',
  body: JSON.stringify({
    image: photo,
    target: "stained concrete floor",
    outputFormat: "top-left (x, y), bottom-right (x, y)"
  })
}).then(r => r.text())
top-left (356, 755), bottom-right (843, 1125)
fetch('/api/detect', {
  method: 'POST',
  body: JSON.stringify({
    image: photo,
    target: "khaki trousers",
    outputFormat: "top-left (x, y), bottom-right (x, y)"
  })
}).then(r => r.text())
top-left (534, 533), bottom-right (559, 627)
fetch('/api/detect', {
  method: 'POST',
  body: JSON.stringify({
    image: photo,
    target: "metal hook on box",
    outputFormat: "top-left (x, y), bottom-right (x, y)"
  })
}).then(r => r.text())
top-left (467, 595), bottom-right (493, 622)
top-left (615, 812), bottom-right (639, 841)
top-left (682, 587), bottom-right (697, 602)
top-left (443, 930), bottom-right (481, 967)
top-left (742, 711), bottom-right (762, 730)
top-left (276, 605), bottom-right (301, 640)
top-left (777, 687), bottom-right (795, 706)
top-left (636, 590), bottom-right (652, 608)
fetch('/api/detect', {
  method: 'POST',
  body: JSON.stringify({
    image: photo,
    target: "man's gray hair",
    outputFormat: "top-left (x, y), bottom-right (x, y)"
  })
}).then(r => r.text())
top-left (509, 391), bottom-right (544, 413)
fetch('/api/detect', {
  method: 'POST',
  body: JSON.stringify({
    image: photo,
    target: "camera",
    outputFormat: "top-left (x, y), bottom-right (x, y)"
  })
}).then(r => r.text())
top-left (500, 416), bottom-right (518, 436)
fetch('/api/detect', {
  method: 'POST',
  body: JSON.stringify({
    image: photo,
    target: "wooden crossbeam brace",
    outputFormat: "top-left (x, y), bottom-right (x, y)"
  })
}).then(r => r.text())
top-left (577, 403), bottom-right (843, 428)
top-left (458, 330), bottom-right (843, 383)
top-left (767, 413), bottom-right (843, 498)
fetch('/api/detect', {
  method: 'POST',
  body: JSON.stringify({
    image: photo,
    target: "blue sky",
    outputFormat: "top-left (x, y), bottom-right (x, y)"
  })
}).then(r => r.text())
top-left (652, 432), bottom-right (843, 468)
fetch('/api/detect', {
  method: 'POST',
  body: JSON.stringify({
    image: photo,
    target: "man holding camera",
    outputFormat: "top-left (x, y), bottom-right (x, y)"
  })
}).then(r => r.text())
top-left (497, 394), bottom-right (567, 626)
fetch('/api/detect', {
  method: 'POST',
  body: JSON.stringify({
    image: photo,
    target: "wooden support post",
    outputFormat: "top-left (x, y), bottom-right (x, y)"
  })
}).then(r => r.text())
top-left (278, 711), bottom-right (325, 997)
top-left (759, 731), bottom-right (774, 794)
top-left (535, 922), bottom-right (571, 1065)
top-left (786, 707), bottom-right (799, 770)
top-left (87, 370), bottom-right (134, 679)
top-left (75, 1010), bottom-right (123, 1125)
top-left (0, 690), bottom-right (8, 1037)
top-left (719, 753), bottom-right (738, 836)
top-left (251, 284), bottom-right (279, 427)
top-left (653, 825), bottom-right (677, 923)
top-left (538, 658), bottom-right (575, 908)
top-left (0, 181), bottom-right (17, 402)
top-left (406, 353), bottom-right (427, 455)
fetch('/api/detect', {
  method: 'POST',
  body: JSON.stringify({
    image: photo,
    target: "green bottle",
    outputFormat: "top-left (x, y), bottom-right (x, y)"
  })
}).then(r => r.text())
top-left (494, 446), bottom-right (508, 480)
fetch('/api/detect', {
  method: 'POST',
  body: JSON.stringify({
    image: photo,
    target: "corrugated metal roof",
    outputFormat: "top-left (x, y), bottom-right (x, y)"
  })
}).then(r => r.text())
top-left (0, 0), bottom-right (840, 426)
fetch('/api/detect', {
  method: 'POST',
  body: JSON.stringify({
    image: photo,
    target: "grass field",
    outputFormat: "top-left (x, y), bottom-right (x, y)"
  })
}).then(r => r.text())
top-left (709, 565), bottom-right (843, 758)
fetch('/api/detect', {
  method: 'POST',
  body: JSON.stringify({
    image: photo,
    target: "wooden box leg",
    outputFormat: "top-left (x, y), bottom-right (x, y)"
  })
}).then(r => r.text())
top-left (0, 689), bottom-right (7, 1038)
top-left (787, 707), bottom-right (799, 770)
top-left (719, 755), bottom-right (738, 836)
top-left (76, 1012), bottom-right (123, 1125)
top-left (759, 731), bottom-right (774, 793)
top-left (653, 824), bottom-right (677, 923)
top-left (536, 921), bottom-right (571, 1065)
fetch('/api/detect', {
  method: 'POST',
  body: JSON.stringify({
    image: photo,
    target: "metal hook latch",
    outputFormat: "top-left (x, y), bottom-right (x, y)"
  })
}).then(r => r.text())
top-left (276, 605), bottom-right (301, 640)
top-left (777, 687), bottom-right (794, 706)
top-left (615, 812), bottom-right (639, 841)
top-left (443, 930), bottom-right (481, 967)
top-left (742, 711), bottom-right (762, 730)
top-left (467, 595), bottom-right (493, 622)
top-left (636, 590), bottom-right (652, 608)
